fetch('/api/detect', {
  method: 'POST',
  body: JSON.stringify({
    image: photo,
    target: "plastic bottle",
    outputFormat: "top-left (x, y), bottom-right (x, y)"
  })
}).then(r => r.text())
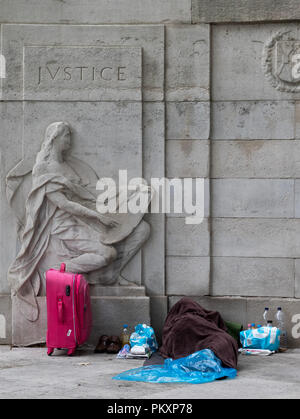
top-left (251, 323), bottom-right (255, 330)
top-left (267, 320), bottom-right (273, 327)
top-left (247, 323), bottom-right (252, 330)
top-left (275, 307), bottom-right (288, 351)
top-left (263, 307), bottom-right (269, 326)
top-left (121, 324), bottom-right (130, 347)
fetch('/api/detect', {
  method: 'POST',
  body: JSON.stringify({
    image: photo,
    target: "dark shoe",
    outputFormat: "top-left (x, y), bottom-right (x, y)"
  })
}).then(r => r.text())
top-left (106, 335), bottom-right (122, 354)
top-left (94, 335), bottom-right (110, 353)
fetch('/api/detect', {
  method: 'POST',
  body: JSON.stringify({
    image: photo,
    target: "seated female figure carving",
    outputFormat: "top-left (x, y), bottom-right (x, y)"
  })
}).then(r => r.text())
top-left (6, 122), bottom-right (151, 321)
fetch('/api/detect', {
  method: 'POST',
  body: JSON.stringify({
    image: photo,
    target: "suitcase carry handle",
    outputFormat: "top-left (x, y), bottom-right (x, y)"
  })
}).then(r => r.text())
top-left (57, 297), bottom-right (64, 323)
top-left (60, 263), bottom-right (66, 273)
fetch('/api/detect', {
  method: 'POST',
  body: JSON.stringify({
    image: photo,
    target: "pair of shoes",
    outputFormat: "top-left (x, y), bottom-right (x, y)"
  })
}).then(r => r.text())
top-left (94, 335), bottom-right (122, 354)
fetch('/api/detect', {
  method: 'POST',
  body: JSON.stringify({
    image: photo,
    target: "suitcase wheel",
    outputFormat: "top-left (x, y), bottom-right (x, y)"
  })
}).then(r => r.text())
top-left (47, 348), bottom-right (54, 356)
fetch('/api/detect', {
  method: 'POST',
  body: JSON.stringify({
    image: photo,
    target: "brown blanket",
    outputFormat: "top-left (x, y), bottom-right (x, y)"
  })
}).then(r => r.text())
top-left (159, 298), bottom-right (238, 369)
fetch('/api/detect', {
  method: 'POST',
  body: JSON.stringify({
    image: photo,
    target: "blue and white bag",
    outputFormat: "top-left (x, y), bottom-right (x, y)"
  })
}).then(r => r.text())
top-left (240, 327), bottom-right (280, 351)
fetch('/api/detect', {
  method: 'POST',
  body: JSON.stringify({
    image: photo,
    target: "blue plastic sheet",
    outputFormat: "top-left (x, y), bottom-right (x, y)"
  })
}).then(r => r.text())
top-left (113, 349), bottom-right (237, 384)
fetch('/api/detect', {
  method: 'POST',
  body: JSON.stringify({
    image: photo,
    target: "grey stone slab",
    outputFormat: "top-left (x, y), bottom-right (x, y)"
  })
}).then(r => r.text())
top-left (12, 297), bottom-right (47, 346)
top-left (166, 178), bottom-right (210, 218)
top-left (142, 103), bottom-right (165, 296)
top-left (166, 102), bottom-right (210, 140)
top-left (89, 296), bottom-right (150, 345)
top-left (166, 217), bottom-right (210, 256)
top-left (212, 179), bottom-right (294, 218)
top-left (169, 296), bottom-right (248, 327)
top-left (166, 24), bottom-right (210, 101)
top-left (211, 140), bottom-right (300, 179)
top-left (212, 218), bottom-right (300, 258)
top-left (212, 101), bottom-right (295, 140)
top-left (0, 102), bottom-right (23, 295)
top-left (150, 296), bottom-right (168, 345)
top-left (295, 180), bottom-right (300, 218)
top-left (2, 24), bottom-right (164, 101)
top-left (166, 256), bottom-right (210, 295)
top-left (212, 257), bottom-right (295, 298)
top-left (192, 0), bottom-right (300, 23)
top-left (246, 298), bottom-right (300, 348)
top-left (166, 140), bottom-right (209, 178)
top-left (24, 46), bottom-right (142, 101)
top-left (212, 23), bottom-right (300, 101)
top-left (0, 0), bottom-right (192, 24)
top-left (0, 295), bottom-right (11, 344)
top-left (294, 259), bottom-right (300, 298)
top-left (89, 285), bottom-right (146, 297)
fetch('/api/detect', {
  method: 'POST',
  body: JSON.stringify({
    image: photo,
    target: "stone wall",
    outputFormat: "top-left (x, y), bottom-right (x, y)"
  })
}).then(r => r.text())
top-left (1, 0), bottom-right (300, 347)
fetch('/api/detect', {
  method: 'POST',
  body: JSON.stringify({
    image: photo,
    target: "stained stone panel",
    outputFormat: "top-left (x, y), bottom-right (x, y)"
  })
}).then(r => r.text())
top-left (166, 24), bottom-right (210, 101)
top-left (1, 24), bottom-right (164, 101)
top-left (212, 23), bottom-right (300, 101)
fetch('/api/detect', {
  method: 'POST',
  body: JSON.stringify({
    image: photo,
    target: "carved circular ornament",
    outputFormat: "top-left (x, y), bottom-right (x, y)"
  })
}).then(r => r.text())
top-left (262, 30), bottom-right (300, 93)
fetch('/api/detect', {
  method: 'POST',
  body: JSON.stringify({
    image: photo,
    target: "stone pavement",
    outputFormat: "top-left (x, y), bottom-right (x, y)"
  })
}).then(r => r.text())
top-left (0, 346), bottom-right (300, 399)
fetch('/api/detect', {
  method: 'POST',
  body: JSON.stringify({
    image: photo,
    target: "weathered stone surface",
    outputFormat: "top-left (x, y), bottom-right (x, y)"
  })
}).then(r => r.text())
top-left (89, 296), bottom-right (150, 345)
top-left (0, 295), bottom-right (11, 344)
top-left (166, 178), bottom-right (210, 219)
top-left (143, 103), bottom-right (165, 296)
top-left (212, 218), bottom-right (300, 258)
top-left (212, 23), bottom-right (300, 101)
top-left (169, 295), bottom-right (248, 327)
top-left (12, 297), bottom-right (47, 346)
top-left (0, 102), bottom-right (23, 295)
top-left (166, 24), bottom-right (209, 101)
top-left (24, 46), bottom-right (142, 101)
top-left (150, 296), bottom-right (168, 345)
top-left (166, 102), bottom-right (210, 140)
top-left (212, 257), bottom-right (295, 297)
top-left (212, 140), bottom-right (300, 179)
top-left (192, 1), bottom-right (300, 23)
top-left (166, 256), bottom-right (210, 295)
top-left (294, 180), bottom-right (300, 218)
top-left (166, 217), bottom-right (210, 256)
top-left (89, 285), bottom-right (146, 297)
top-left (0, 0), bottom-right (192, 24)
top-left (2, 24), bottom-right (164, 101)
top-left (166, 140), bottom-right (209, 178)
top-left (212, 101), bottom-right (295, 140)
top-left (212, 179), bottom-right (294, 218)
top-left (294, 260), bottom-right (300, 298)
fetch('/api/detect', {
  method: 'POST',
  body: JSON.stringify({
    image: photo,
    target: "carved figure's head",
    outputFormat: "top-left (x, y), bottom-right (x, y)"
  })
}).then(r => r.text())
top-left (37, 121), bottom-right (71, 163)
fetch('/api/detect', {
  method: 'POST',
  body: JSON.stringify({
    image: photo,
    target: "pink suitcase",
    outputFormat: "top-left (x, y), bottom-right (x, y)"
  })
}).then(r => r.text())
top-left (46, 263), bottom-right (92, 356)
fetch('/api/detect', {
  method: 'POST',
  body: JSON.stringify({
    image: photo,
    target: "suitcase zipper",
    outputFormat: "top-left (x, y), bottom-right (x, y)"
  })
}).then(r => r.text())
top-left (72, 275), bottom-right (77, 345)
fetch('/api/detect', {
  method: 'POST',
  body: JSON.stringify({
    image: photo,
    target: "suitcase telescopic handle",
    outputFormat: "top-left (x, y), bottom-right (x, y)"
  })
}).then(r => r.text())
top-left (60, 263), bottom-right (66, 273)
top-left (57, 297), bottom-right (64, 323)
